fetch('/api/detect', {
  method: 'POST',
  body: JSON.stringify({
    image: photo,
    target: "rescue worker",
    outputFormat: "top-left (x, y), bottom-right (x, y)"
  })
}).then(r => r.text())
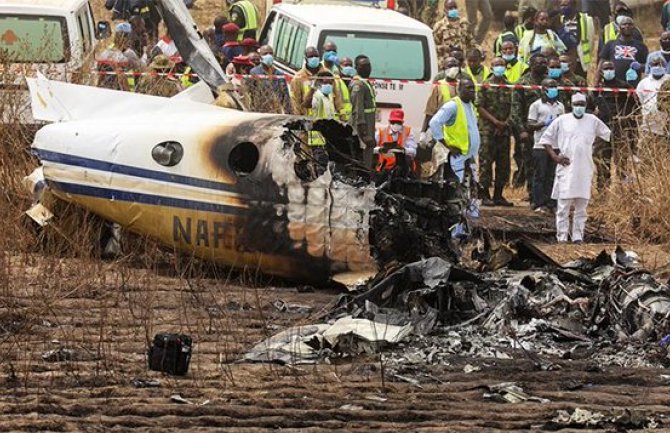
top-left (129, 0), bottom-right (161, 40)
top-left (135, 54), bottom-right (182, 97)
top-left (374, 109), bottom-right (417, 177)
top-left (322, 41), bottom-right (340, 74)
top-left (96, 26), bottom-right (140, 92)
top-left (227, 0), bottom-right (260, 41)
top-left (511, 53), bottom-right (549, 192)
top-left (519, 10), bottom-right (567, 64)
top-left (539, 93), bottom-right (611, 243)
top-left (559, 54), bottom-right (587, 87)
top-left (494, 14), bottom-right (520, 57)
top-left (241, 37), bottom-right (258, 55)
top-left (423, 57), bottom-right (460, 132)
top-left (289, 46), bottom-right (327, 116)
top-left (636, 56), bottom-right (670, 140)
top-left (645, 32), bottom-right (670, 75)
top-left (306, 71), bottom-right (337, 170)
top-left (213, 15), bottom-right (228, 48)
top-left (465, 0), bottom-right (492, 45)
top-left (433, 0), bottom-right (475, 66)
top-left (248, 45), bottom-right (291, 114)
top-left (559, 0), bottom-right (595, 79)
top-left (350, 55), bottom-right (377, 168)
top-left (501, 41), bottom-right (529, 83)
top-left (128, 15), bottom-right (148, 57)
top-left (515, 6), bottom-right (538, 42)
top-left (600, 2), bottom-right (644, 54)
top-left (335, 57), bottom-right (354, 122)
top-left (464, 48), bottom-right (490, 86)
top-left (478, 57), bottom-right (514, 207)
top-left (592, 60), bottom-right (638, 189)
top-left (221, 23), bottom-right (244, 66)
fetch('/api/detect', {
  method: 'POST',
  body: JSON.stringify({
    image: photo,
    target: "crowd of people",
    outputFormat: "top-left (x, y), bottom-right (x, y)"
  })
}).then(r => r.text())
top-left (96, 0), bottom-right (670, 244)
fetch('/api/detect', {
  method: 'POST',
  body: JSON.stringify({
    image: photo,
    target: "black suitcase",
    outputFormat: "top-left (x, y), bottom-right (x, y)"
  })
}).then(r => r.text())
top-left (148, 333), bottom-right (192, 376)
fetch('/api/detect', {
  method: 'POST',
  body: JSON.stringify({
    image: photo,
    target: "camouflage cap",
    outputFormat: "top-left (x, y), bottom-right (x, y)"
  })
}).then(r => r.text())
top-left (149, 54), bottom-right (175, 70)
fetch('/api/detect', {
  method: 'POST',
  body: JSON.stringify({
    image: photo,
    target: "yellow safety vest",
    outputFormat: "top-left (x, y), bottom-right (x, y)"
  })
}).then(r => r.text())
top-left (603, 22), bottom-right (618, 44)
top-left (443, 97), bottom-right (469, 156)
top-left (514, 24), bottom-right (527, 41)
top-left (304, 82), bottom-right (333, 146)
top-left (494, 30), bottom-right (516, 57)
top-left (465, 65), bottom-right (491, 85)
top-left (439, 79), bottom-right (455, 103)
top-left (504, 61), bottom-right (528, 83)
top-left (180, 66), bottom-right (193, 88)
top-left (335, 77), bottom-right (352, 122)
top-left (234, 0), bottom-right (259, 41)
top-left (353, 77), bottom-right (377, 114)
top-left (561, 13), bottom-right (593, 66)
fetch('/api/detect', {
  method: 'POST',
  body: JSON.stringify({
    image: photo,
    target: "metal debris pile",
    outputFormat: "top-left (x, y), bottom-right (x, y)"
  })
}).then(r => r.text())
top-left (245, 240), bottom-right (670, 369)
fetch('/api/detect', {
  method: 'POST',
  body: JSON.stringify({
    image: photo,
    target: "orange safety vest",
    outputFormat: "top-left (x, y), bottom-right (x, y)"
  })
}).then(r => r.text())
top-left (375, 126), bottom-right (412, 172)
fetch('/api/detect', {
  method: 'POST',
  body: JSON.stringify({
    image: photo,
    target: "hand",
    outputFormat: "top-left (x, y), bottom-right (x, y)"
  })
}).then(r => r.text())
top-left (556, 155), bottom-right (570, 166)
top-left (520, 131), bottom-right (529, 142)
top-left (625, 68), bottom-right (638, 82)
top-left (630, 61), bottom-right (641, 71)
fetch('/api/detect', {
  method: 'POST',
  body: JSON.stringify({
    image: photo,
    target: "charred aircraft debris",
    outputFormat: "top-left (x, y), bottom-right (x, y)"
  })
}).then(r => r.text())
top-left (245, 242), bottom-right (670, 373)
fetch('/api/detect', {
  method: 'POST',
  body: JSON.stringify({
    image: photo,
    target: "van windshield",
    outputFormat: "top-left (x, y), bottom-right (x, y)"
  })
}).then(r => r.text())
top-left (319, 31), bottom-right (428, 80)
top-left (0, 15), bottom-right (69, 63)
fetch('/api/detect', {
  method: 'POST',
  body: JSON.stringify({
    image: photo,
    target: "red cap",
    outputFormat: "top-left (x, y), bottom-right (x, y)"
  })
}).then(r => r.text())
top-left (222, 23), bottom-right (240, 34)
top-left (232, 55), bottom-right (253, 66)
top-left (241, 37), bottom-right (258, 47)
top-left (389, 109), bottom-right (404, 123)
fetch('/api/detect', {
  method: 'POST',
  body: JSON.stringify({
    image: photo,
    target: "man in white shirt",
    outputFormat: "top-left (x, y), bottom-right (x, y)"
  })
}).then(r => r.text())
top-left (636, 56), bottom-right (670, 138)
top-left (539, 93), bottom-right (611, 243)
top-left (527, 78), bottom-right (565, 213)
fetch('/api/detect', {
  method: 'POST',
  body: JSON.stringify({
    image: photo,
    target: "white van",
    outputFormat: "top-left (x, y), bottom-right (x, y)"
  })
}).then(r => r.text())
top-left (259, 2), bottom-right (438, 134)
top-left (0, 0), bottom-right (105, 124)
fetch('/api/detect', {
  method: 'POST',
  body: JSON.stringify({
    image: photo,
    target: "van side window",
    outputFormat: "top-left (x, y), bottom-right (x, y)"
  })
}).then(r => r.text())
top-left (258, 11), bottom-right (275, 46)
top-left (76, 6), bottom-right (92, 53)
top-left (274, 17), bottom-right (308, 70)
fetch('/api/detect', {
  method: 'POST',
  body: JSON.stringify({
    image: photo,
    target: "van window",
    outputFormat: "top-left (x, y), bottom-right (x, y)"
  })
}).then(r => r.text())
top-left (0, 15), bottom-right (69, 63)
top-left (274, 16), bottom-right (308, 70)
top-left (76, 5), bottom-right (93, 53)
top-left (258, 11), bottom-right (276, 46)
top-left (318, 31), bottom-right (429, 80)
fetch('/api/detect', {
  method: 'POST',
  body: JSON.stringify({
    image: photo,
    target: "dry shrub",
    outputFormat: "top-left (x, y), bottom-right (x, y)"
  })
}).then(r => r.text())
top-left (592, 129), bottom-right (670, 244)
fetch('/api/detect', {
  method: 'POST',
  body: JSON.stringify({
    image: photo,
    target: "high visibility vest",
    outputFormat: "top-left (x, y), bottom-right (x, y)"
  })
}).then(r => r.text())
top-left (353, 77), bottom-right (377, 114)
top-left (443, 97), bottom-right (470, 156)
top-left (180, 66), bottom-right (193, 88)
top-left (504, 61), bottom-right (528, 83)
top-left (439, 79), bottom-right (455, 104)
top-left (494, 30), bottom-right (516, 57)
top-left (103, 43), bottom-right (135, 91)
top-left (305, 84), bottom-right (333, 147)
top-left (465, 65), bottom-right (491, 85)
top-left (603, 22), bottom-right (618, 44)
top-left (514, 24), bottom-right (528, 41)
top-left (561, 13), bottom-right (594, 66)
top-left (376, 126), bottom-right (411, 172)
top-left (335, 77), bottom-right (352, 122)
top-left (234, 0), bottom-right (259, 41)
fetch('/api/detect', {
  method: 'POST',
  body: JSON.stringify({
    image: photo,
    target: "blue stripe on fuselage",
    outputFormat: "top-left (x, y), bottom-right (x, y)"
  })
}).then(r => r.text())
top-left (34, 149), bottom-right (238, 193)
top-left (49, 181), bottom-right (247, 215)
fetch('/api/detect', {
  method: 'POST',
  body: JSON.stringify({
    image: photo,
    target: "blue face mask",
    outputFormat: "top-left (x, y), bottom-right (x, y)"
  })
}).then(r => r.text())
top-left (320, 84), bottom-right (333, 96)
top-left (261, 54), bottom-right (273, 66)
top-left (447, 8), bottom-right (459, 18)
top-left (341, 65), bottom-right (356, 77)
top-left (548, 68), bottom-right (562, 79)
top-left (560, 62), bottom-right (570, 73)
top-left (651, 66), bottom-right (666, 78)
top-left (502, 53), bottom-right (516, 62)
top-left (546, 88), bottom-right (559, 100)
top-left (573, 106), bottom-right (586, 118)
top-left (603, 69), bottom-right (615, 81)
top-left (492, 65), bottom-right (506, 77)
top-left (306, 56), bottom-right (320, 69)
top-left (323, 51), bottom-right (338, 63)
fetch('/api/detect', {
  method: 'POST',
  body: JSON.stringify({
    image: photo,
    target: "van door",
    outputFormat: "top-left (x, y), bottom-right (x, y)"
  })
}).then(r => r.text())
top-left (271, 15), bottom-right (310, 73)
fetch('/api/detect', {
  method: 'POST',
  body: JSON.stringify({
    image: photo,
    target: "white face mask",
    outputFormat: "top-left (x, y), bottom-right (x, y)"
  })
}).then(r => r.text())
top-left (446, 67), bottom-right (460, 79)
top-left (390, 124), bottom-right (403, 133)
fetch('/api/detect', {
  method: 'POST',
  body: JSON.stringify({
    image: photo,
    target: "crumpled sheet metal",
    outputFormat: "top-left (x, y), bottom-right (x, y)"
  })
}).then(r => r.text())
top-left (243, 316), bottom-right (411, 365)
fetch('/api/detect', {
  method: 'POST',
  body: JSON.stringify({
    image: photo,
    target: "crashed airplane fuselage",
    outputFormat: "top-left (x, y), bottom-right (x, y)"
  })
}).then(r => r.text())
top-left (26, 78), bottom-right (465, 282)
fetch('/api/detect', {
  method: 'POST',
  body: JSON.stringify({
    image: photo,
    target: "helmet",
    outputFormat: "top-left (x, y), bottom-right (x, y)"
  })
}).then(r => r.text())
top-left (388, 109), bottom-right (404, 123)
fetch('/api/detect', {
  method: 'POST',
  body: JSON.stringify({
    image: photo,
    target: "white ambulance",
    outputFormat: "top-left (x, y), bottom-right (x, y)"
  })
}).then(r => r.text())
top-left (258, 1), bottom-right (439, 133)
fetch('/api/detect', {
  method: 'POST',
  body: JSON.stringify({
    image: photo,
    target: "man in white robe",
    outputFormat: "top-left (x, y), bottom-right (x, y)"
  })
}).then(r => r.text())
top-left (538, 93), bottom-right (611, 243)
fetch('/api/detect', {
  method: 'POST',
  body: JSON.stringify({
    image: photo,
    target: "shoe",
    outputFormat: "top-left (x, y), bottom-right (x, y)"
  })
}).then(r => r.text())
top-left (533, 207), bottom-right (546, 214)
top-left (573, 239), bottom-right (583, 244)
top-left (494, 197), bottom-right (514, 207)
top-left (482, 198), bottom-right (495, 206)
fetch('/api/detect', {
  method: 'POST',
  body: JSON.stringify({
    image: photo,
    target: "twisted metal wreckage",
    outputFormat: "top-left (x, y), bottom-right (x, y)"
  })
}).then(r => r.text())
top-left (20, 0), bottom-right (670, 367)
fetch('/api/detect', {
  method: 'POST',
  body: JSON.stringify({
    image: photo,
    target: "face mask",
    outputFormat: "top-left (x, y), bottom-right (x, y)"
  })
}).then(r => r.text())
top-left (602, 69), bottom-right (615, 81)
top-left (573, 106), bottom-right (586, 118)
top-left (447, 9), bottom-right (459, 18)
top-left (548, 68), bottom-right (562, 79)
top-left (320, 84), bottom-right (333, 96)
top-left (261, 54), bottom-right (273, 66)
top-left (341, 65), bottom-right (356, 77)
top-left (546, 88), bottom-right (559, 100)
top-left (390, 123), bottom-right (403, 133)
top-left (651, 66), bottom-right (666, 78)
top-left (446, 66), bottom-right (460, 79)
top-left (323, 51), bottom-right (338, 63)
top-left (492, 65), bottom-right (506, 77)
top-left (306, 56), bottom-right (320, 69)
top-left (502, 53), bottom-right (516, 62)
top-left (560, 62), bottom-right (570, 73)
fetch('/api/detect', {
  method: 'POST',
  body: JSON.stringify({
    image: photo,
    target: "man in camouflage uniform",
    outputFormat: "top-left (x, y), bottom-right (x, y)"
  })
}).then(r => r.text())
top-left (135, 55), bottom-right (182, 97)
top-left (433, 0), bottom-right (475, 66)
top-left (511, 53), bottom-right (548, 194)
top-left (419, 0), bottom-right (439, 29)
top-left (478, 57), bottom-right (514, 206)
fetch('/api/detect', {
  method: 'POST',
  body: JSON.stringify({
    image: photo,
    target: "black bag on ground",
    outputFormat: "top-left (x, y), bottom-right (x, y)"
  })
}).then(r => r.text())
top-left (148, 333), bottom-right (192, 376)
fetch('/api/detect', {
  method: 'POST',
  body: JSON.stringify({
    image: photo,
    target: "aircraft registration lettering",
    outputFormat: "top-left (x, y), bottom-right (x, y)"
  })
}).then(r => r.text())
top-left (173, 216), bottom-right (237, 249)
